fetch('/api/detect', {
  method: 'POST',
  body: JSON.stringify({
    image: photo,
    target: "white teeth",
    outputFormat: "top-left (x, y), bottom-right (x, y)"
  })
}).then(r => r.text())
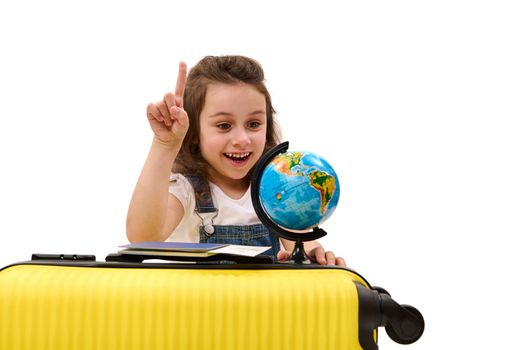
top-left (225, 152), bottom-right (250, 159)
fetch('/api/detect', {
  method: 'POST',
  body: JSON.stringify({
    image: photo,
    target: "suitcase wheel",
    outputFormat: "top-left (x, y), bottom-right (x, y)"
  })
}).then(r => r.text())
top-left (385, 304), bottom-right (425, 344)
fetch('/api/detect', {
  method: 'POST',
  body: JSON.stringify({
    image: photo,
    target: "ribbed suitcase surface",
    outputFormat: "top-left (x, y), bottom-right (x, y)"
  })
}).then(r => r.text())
top-left (0, 263), bottom-right (370, 350)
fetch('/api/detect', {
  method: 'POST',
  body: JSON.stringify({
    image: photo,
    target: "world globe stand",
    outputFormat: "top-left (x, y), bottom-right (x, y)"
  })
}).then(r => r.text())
top-left (285, 227), bottom-right (327, 264)
top-left (251, 142), bottom-right (327, 264)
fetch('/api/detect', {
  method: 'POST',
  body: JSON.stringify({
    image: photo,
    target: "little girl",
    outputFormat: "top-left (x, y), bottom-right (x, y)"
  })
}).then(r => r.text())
top-left (126, 55), bottom-right (345, 266)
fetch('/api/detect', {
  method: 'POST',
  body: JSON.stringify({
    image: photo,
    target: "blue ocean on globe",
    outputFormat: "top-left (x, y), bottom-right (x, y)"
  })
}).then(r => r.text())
top-left (259, 151), bottom-right (340, 231)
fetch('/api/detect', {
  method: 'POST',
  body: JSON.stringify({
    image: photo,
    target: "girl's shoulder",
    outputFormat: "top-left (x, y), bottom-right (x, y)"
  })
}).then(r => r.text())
top-left (168, 173), bottom-right (194, 201)
top-left (169, 172), bottom-right (189, 183)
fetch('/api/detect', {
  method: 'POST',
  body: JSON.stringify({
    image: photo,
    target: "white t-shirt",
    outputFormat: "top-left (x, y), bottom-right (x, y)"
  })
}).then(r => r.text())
top-left (166, 173), bottom-right (262, 242)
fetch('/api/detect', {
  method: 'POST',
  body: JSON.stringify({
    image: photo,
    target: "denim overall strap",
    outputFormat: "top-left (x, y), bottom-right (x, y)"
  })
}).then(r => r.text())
top-left (185, 174), bottom-right (280, 260)
top-left (184, 175), bottom-right (217, 213)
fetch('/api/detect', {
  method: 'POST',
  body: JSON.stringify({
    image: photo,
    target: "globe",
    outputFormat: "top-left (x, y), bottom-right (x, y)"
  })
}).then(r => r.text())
top-left (258, 150), bottom-right (340, 231)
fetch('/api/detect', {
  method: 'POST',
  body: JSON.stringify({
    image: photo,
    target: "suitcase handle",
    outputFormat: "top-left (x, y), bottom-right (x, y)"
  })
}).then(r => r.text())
top-left (31, 253), bottom-right (96, 261)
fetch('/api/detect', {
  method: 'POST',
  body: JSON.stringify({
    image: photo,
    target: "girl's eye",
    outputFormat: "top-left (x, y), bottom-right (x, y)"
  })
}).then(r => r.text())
top-left (247, 120), bottom-right (262, 129)
top-left (217, 123), bottom-right (231, 130)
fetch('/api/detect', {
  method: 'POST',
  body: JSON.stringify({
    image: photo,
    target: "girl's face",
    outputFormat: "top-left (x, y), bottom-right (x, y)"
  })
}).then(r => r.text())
top-left (199, 82), bottom-right (267, 188)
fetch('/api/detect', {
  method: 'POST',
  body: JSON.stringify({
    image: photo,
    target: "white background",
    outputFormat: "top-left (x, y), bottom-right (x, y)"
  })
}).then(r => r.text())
top-left (1, 1), bottom-right (525, 349)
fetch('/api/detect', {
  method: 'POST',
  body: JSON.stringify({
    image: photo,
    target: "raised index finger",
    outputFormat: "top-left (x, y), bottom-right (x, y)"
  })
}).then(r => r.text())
top-left (175, 61), bottom-right (187, 107)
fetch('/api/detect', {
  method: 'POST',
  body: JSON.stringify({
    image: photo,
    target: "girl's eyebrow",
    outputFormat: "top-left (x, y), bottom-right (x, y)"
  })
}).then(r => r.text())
top-left (249, 110), bottom-right (266, 116)
top-left (207, 112), bottom-right (232, 118)
top-left (207, 110), bottom-right (266, 118)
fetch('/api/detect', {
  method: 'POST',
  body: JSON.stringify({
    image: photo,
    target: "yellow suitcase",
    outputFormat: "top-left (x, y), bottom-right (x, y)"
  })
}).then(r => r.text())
top-left (0, 255), bottom-right (424, 350)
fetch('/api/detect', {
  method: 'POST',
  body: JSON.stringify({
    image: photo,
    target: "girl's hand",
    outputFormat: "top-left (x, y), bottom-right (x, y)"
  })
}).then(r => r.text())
top-left (277, 246), bottom-right (347, 267)
top-left (146, 62), bottom-right (189, 146)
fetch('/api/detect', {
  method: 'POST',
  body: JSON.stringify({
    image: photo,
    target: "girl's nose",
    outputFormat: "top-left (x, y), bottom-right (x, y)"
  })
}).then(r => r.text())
top-left (231, 127), bottom-right (251, 147)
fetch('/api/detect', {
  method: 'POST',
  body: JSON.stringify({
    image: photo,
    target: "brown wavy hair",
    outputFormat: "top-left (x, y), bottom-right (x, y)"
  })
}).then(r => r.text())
top-left (173, 55), bottom-right (281, 182)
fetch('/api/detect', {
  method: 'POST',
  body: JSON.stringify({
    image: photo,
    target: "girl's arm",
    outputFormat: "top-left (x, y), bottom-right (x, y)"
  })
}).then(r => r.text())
top-left (126, 139), bottom-right (184, 242)
top-left (126, 62), bottom-right (189, 242)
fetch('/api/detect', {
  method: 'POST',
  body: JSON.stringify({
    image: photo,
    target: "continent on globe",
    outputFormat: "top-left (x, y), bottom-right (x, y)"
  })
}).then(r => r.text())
top-left (308, 170), bottom-right (336, 215)
top-left (274, 152), bottom-right (303, 176)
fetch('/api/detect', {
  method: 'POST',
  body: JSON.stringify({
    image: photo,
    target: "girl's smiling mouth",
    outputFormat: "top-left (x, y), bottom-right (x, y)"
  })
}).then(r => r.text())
top-left (224, 152), bottom-right (251, 164)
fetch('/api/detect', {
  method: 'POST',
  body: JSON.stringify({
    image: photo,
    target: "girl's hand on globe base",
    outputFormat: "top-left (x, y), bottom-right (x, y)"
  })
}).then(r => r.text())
top-left (277, 247), bottom-right (347, 267)
top-left (146, 62), bottom-right (189, 147)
